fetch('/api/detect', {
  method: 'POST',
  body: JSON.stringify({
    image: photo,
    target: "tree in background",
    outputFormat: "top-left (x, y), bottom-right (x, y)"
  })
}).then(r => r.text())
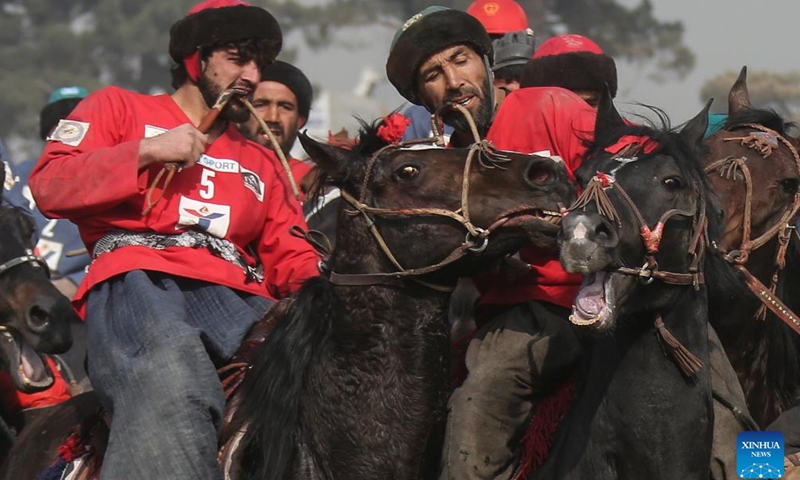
top-left (701, 69), bottom-right (800, 124)
top-left (0, 0), bottom-right (692, 145)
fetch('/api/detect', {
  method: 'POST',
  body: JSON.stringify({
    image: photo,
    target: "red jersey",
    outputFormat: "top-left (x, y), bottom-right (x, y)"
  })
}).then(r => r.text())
top-left (30, 87), bottom-right (320, 316)
top-left (474, 87), bottom-right (596, 309)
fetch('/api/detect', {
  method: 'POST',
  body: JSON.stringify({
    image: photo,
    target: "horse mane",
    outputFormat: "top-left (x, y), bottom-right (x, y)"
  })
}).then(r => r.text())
top-left (233, 277), bottom-right (342, 480)
top-left (724, 107), bottom-right (793, 135)
top-left (306, 117), bottom-right (392, 207)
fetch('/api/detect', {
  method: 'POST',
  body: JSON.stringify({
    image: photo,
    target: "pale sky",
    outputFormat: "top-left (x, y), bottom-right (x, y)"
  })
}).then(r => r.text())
top-left (285, 0), bottom-right (800, 132)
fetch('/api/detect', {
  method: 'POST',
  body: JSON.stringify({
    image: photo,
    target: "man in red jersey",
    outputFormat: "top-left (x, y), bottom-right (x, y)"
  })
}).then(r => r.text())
top-left (29, 1), bottom-right (319, 478)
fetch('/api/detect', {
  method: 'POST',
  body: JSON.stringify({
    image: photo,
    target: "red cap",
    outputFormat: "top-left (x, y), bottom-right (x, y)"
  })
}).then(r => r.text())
top-left (534, 34), bottom-right (604, 58)
top-left (467, 0), bottom-right (528, 35)
top-left (188, 0), bottom-right (248, 15)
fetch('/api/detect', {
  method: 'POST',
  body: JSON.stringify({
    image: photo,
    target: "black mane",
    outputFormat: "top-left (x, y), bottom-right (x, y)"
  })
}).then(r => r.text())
top-left (724, 107), bottom-right (792, 135)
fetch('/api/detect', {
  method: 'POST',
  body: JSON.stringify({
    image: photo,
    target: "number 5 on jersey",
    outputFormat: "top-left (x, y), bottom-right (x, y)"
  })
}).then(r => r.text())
top-left (200, 169), bottom-right (215, 199)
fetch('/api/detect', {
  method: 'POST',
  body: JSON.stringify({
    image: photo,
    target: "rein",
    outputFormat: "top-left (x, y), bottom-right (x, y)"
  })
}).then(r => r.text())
top-left (567, 142), bottom-right (707, 377)
top-left (327, 104), bottom-right (517, 292)
top-left (704, 123), bottom-right (800, 330)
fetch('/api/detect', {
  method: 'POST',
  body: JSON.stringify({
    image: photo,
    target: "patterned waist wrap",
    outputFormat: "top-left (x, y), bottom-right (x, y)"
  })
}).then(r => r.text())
top-left (92, 230), bottom-right (264, 283)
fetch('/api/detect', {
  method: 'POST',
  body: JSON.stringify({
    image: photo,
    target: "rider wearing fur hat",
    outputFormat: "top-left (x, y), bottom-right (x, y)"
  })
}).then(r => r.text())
top-left (29, 1), bottom-right (320, 477)
top-left (387, 6), bottom-right (495, 146)
top-left (521, 33), bottom-right (618, 109)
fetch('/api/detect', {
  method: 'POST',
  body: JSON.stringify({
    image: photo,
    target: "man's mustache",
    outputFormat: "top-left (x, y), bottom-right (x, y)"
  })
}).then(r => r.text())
top-left (262, 122), bottom-right (284, 137)
top-left (443, 87), bottom-right (483, 104)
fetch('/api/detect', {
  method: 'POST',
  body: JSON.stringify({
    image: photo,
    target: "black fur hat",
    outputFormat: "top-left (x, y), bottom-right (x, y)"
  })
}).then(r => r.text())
top-left (520, 34), bottom-right (617, 97)
top-left (260, 61), bottom-right (313, 118)
top-left (169, 0), bottom-right (282, 64)
top-left (386, 7), bottom-right (493, 105)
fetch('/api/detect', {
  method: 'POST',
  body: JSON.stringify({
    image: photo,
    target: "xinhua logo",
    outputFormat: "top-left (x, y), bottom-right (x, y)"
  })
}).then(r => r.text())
top-left (737, 431), bottom-right (784, 478)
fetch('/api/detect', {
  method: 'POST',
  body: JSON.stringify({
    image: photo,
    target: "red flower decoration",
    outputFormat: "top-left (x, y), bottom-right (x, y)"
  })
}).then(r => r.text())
top-left (376, 113), bottom-right (411, 144)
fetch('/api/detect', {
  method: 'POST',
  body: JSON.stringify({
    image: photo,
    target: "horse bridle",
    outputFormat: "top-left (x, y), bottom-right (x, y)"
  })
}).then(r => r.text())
top-left (0, 250), bottom-right (49, 278)
top-left (328, 104), bottom-right (529, 291)
top-left (568, 144), bottom-right (708, 289)
top-left (704, 123), bottom-right (800, 333)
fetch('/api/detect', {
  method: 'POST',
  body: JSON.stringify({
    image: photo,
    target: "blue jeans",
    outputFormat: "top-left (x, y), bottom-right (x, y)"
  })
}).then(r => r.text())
top-left (86, 270), bottom-right (272, 480)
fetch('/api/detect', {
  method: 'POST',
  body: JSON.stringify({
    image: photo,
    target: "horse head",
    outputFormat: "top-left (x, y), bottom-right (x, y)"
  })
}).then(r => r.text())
top-left (299, 118), bottom-right (575, 285)
top-left (559, 88), bottom-right (715, 333)
top-left (0, 205), bottom-right (75, 393)
top-left (703, 66), bottom-right (800, 260)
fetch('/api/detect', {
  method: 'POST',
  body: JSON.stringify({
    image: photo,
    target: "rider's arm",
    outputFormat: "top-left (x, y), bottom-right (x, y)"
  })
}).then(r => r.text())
top-left (29, 87), bottom-right (149, 220)
top-left (257, 157), bottom-right (321, 299)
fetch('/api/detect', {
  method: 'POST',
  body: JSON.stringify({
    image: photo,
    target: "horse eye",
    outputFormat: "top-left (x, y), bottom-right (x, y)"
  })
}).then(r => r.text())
top-left (396, 165), bottom-right (420, 180)
top-left (662, 176), bottom-right (682, 190)
top-left (780, 179), bottom-right (799, 195)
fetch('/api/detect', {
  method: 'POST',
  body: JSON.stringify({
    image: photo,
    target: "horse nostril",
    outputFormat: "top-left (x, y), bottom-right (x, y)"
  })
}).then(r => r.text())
top-left (525, 160), bottom-right (554, 186)
top-left (27, 305), bottom-right (51, 333)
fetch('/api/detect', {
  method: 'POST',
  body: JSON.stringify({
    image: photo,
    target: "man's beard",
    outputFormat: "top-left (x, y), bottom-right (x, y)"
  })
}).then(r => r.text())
top-left (265, 123), bottom-right (298, 157)
top-left (440, 76), bottom-right (493, 135)
top-left (197, 73), bottom-right (251, 124)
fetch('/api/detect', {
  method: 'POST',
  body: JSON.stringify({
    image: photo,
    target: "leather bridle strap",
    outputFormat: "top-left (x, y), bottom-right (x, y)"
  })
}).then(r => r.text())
top-left (328, 104), bottom-right (514, 291)
top-left (705, 123), bottom-right (800, 329)
top-left (0, 251), bottom-right (49, 277)
top-left (569, 173), bottom-right (706, 287)
top-left (734, 263), bottom-right (800, 335)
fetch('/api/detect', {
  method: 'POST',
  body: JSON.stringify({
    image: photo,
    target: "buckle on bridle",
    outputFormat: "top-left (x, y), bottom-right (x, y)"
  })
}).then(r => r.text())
top-left (638, 262), bottom-right (655, 285)
top-left (466, 228), bottom-right (489, 253)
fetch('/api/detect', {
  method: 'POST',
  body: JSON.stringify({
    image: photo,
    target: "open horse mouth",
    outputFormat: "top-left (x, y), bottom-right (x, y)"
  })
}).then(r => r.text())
top-left (571, 271), bottom-right (615, 330)
top-left (0, 329), bottom-right (54, 392)
top-left (499, 205), bottom-right (563, 227)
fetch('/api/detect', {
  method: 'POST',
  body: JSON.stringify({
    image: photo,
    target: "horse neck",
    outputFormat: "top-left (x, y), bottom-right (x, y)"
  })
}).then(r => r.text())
top-left (544, 286), bottom-right (712, 480)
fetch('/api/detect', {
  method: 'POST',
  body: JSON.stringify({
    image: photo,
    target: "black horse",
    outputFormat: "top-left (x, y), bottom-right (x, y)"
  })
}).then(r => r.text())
top-left (702, 67), bottom-right (800, 428)
top-left (551, 92), bottom-right (722, 479)
top-left (0, 194), bottom-right (76, 462)
top-left (227, 120), bottom-right (575, 480)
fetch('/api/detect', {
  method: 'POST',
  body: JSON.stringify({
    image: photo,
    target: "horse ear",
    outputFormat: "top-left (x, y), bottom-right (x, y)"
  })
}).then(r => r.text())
top-left (298, 131), bottom-right (350, 184)
top-left (594, 83), bottom-right (625, 140)
top-left (680, 98), bottom-right (714, 147)
top-left (728, 66), bottom-right (751, 114)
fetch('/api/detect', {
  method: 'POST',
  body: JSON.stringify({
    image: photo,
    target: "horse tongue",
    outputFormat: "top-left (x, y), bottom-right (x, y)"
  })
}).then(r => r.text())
top-left (19, 341), bottom-right (48, 383)
top-left (574, 272), bottom-right (607, 319)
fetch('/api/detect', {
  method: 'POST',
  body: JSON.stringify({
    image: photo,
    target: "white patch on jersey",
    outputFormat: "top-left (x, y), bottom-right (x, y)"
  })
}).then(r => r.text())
top-left (240, 167), bottom-right (264, 202)
top-left (144, 125), bottom-right (168, 138)
top-left (3, 161), bottom-right (18, 191)
top-left (198, 155), bottom-right (240, 173)
top-left (34, 239), bottom-right (64, 272)
top-left (176, 197), bottom-right (231, 238)
top-left (48, 120), bottom-right (90, 147)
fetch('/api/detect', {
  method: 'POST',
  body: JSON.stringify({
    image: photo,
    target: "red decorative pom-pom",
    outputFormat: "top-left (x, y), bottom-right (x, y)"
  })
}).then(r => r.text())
top-left (376, 113), bottom-right (411, 144)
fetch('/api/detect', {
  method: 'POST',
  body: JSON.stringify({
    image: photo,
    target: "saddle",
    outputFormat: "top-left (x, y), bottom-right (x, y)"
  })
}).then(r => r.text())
top-left (37, 299), bottom-right (292, 480)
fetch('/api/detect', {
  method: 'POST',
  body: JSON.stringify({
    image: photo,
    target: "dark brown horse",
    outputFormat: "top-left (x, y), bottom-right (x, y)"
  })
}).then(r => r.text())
top-left (552, 92), bottom-right (719, 479)
top-left (702, 66), bottom-right (800, 427)
top-left (228, 121), bottom-right (575, 480)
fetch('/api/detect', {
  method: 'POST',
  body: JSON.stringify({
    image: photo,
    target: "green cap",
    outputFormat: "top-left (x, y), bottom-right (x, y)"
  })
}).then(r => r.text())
top-left (47, 86), bottom-right (89, 105)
